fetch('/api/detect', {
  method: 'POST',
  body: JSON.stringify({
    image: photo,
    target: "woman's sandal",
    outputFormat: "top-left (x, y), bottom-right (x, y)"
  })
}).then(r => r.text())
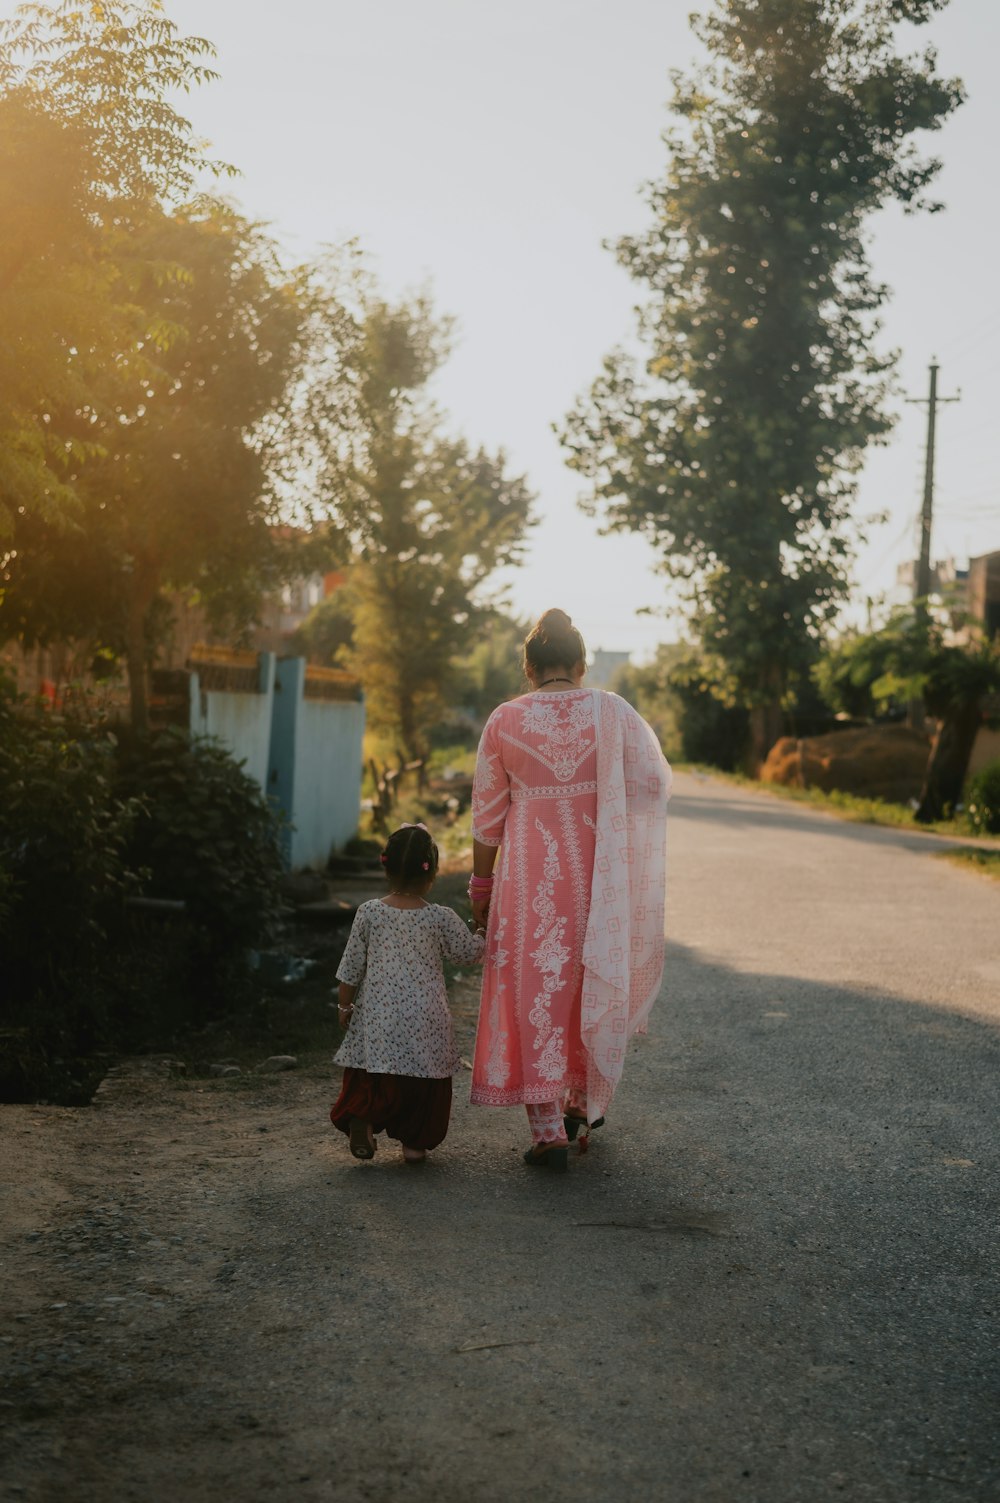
top-left (563, 1111), bottom-right (605, 1143)
top-left (523, 1142), bottom-right (569, 1173)
top-left (401, 1145), bottom-right (427, 1163)
top-left (348, 1117), bottom-right (376, 1160)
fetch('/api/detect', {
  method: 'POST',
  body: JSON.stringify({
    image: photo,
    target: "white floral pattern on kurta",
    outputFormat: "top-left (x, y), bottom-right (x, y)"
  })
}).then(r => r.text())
top-left (470, 689), bottom-right (670, 1121)
top-left (335, 901), bottom-right (484, 1078)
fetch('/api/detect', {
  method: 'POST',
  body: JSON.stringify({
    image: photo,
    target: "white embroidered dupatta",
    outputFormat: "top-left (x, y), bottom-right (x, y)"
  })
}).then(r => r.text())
top-left (580, 691), bottom-right (671, 1122)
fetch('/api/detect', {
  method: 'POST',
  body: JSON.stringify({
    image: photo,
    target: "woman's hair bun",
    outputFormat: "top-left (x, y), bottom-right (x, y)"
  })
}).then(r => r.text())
top-left (522, 608), bottom-right (586, 677)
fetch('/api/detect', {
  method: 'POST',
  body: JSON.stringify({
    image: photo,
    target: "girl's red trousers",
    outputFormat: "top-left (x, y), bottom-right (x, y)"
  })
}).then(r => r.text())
top-left (330, 1068), bottom-right (452, 1150)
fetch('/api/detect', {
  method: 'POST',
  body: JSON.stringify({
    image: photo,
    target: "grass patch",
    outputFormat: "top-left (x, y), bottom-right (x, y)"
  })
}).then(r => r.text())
top-left (936, 849), bottom-right (1000, 882)
top-left (681, 764), bottom-right (978, 838)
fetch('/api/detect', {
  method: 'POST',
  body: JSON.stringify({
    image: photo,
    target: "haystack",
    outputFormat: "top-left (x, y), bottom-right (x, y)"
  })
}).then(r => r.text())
top-left (761, 724), bottom-right (931, 804)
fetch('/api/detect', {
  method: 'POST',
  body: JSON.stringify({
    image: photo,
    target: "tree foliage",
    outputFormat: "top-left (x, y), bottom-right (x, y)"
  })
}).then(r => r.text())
top-left (562, 0), bottom-right (963, 762)
top-left (0, 0), bottom-right (232, 533)
top-left (452, 609), bottom-right (531, 724)
top-left (1, 202), bottom-right (305, 727)
top-left (296, 275), bottom-right (534, 760)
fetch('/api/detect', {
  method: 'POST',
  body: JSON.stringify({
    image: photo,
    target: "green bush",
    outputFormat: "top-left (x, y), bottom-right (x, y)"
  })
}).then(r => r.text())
top-left (0, 710), bottom-right (286, 1102)
top-left (966, 759), bottom-right (1000, 836)
top-left (114, 728), bottom-right (285, 953)
top-left (0, 701), bottom-right (141, 1096)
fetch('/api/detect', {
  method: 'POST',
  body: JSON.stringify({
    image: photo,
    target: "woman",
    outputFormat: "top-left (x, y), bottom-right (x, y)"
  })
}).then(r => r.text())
top-left (469, 608), bottom-right (671, 1171)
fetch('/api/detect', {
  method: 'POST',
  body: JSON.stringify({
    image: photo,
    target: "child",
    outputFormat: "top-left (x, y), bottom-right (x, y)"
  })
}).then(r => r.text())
top-left (330, 823), bottom-right (484, 1163)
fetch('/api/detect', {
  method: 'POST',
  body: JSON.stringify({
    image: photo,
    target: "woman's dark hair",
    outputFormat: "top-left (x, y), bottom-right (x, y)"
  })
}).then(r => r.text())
top-left (381, 824), bottom-right (439, 889)
top-left (522, 609), bottom-right (586, 678)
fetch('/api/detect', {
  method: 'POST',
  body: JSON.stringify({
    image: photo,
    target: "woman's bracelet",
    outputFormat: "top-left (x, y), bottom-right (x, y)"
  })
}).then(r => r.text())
top-left (468, 873), bottom-right (494, 898)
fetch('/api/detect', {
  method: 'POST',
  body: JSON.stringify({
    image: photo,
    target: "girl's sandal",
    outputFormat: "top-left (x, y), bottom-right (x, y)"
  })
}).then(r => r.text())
top-left (349, 1118), bottom-right (376, 1160)
top-left (523, 1142), bottom-right (569, 1173)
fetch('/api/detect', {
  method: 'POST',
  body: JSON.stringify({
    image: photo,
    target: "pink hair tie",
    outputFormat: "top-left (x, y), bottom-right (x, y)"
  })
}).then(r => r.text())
top-left (421, 861), bottom-right (430, 870)
top-left (379, 853), bottom-right (388, 865)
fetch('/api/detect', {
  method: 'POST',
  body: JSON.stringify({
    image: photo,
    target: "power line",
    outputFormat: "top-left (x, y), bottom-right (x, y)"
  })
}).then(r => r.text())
top-left (939, 307), bottom-right (1000, 362)
top-left (862, 509), bottom-right (921, 578)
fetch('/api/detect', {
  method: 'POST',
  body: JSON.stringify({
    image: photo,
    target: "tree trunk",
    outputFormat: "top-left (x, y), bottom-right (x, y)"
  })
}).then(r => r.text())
top-left (749, 696), bottom-right (785, 774)
top-left (397, 692), bottom-right (424, 773)
top-left (914, 702), bottom-right (982, 823)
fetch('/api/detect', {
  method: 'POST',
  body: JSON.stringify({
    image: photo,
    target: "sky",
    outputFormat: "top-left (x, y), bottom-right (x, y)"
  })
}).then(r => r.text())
top-left (55, 0), bottom-right (1000, 657)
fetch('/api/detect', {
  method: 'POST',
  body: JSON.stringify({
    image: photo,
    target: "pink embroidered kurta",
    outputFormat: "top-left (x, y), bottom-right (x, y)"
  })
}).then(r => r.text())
top-left (470, 688), bottom-right (670, 1121)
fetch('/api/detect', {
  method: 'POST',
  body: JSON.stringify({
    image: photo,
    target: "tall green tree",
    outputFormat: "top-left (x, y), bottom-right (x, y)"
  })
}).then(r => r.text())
top-left (562, 0), bottom-right (962, 765)
top-left (0, 0), bottom-right (231, 534)
top-left (1, 203), bottom-right (304, 728)
top-left (298, 276), bottom-right (534, 761)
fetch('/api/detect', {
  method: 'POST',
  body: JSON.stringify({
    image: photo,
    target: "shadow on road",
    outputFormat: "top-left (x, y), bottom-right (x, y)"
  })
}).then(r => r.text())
top-left (4, 945), bottom-right (998, 1503)
top-left (224, 942), bottom-right (1000, 1502)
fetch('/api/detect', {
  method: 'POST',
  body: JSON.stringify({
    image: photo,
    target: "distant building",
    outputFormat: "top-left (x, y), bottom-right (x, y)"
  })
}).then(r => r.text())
top-left (894, 551), bottom-right (1000, 640)
top-left (894, 556), bottom-right (969, 596)
top-left (967, 550), bottom-right (1000, 639)
top-left (588, 648), bottom-right (630, 689)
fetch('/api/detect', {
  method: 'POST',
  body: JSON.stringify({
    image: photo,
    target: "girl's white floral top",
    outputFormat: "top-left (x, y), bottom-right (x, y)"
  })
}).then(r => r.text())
top-left (334, 900), bottom-right (484, 1078)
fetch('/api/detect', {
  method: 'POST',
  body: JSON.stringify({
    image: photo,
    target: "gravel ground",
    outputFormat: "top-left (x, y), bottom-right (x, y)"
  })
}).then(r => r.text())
top-left (1, 771), bottom-right (998, 1503)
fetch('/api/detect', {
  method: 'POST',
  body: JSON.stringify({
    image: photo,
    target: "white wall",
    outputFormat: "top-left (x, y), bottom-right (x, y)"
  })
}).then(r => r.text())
top-left (189, 655), bottom-right (275, 795)
top-left (289, 697), bottom-right (366, 869)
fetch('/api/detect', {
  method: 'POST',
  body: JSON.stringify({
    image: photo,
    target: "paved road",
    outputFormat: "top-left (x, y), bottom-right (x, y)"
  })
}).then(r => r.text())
top-left (3, 773), bottom-right (998, 1502)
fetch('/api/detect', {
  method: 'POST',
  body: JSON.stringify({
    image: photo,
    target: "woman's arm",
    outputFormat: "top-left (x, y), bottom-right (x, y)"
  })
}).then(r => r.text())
top-left (470, 838), bottom-right (498, 929)
top-left (470, 711), bottom-right (509, 927)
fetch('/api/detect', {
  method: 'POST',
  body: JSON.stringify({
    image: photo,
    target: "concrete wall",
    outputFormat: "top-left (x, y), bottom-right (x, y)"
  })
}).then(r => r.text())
top-left (291, 697), bottom-right (366, 868)
top-left (267, 657), bottom-right (366, 870)
top-left (188, 653), bottom-right (275, 795)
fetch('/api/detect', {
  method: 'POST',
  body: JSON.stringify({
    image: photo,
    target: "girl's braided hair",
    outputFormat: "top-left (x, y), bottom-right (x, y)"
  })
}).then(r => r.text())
top-left (381, 824), bottom-right (439, 889)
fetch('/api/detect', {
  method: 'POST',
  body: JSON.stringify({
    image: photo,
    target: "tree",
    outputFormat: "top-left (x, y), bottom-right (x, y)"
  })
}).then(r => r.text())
top-left (816, 615), bottom-right (1000, 820)
top-left (0, 0), bottom-right (231, 534)
top-left (298, 279), bottom-right (534, 762)
top-left (611, 644), bottom-right (689, 760)
top-left (1, 202), bottom-right (304, 728)
top-left (289, 584), bottom-right (356, 668)
top-left (452, 609), bottom-right (531, 724)
top-left (561, 0), bottom-right (963, 766)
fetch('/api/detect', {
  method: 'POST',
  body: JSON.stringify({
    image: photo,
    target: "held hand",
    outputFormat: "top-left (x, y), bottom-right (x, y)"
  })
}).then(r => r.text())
top-left (470, 897), bottom-right (491, 930)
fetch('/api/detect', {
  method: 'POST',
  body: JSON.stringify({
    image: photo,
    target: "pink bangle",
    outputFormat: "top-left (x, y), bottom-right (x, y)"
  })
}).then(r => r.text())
top-left (468, 875), bottom-right (494, 890)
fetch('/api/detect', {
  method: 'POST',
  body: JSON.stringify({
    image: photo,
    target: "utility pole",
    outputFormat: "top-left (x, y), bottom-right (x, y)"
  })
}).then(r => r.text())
top-left (905, 359), bottom-right (961, 620)
top-left (904, 359), bottom-right (960, 728)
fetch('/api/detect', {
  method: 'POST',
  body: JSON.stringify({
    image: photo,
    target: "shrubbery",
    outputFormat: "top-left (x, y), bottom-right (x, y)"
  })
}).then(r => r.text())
top-left (0, 702), bottom-right (285, 1102)
top-left (0, 698), bottom-right (140, 1098)
top-left (965, 759), bottom-right (1000, 837)
top-left (115, 728), bottom-right (285, 953)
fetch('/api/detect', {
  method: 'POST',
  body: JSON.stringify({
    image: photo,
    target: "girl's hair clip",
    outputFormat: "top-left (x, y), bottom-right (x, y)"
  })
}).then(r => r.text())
top-left (421, 860), bottom-right (430, 870)
top-left (379, 853), bottom-right (388, 865)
